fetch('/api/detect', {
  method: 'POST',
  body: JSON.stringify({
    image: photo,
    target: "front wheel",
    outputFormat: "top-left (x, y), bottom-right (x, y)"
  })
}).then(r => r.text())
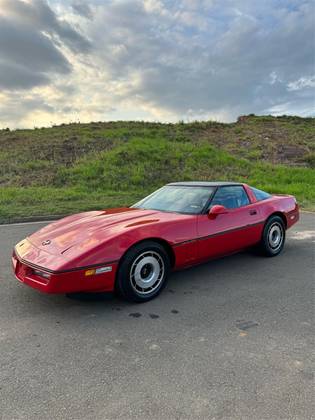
top-left (116, 241), bottom-right (170, 302)
top-left (259, 215), bottom-right (286, 257)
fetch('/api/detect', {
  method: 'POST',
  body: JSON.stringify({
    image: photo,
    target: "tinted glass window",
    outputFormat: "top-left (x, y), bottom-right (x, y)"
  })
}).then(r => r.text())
top-left (132, 186), bottom-right (215, 214)
top-left (210, 186), bottom-right (250, 209)
top-left (251, 187), bottom-right (271, 201)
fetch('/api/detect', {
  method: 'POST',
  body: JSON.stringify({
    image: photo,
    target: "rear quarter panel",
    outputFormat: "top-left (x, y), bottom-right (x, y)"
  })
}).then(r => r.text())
top-left (257, 195), bottom-right (299, 228)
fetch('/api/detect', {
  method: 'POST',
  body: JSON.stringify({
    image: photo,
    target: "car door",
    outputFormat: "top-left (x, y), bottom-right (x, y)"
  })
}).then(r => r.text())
top-left (196, 185), bottom-right (262, 261)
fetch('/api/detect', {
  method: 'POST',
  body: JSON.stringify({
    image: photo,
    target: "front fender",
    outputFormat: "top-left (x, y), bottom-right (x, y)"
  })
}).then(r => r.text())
top-left (64, 216), bottom-right (197, 269)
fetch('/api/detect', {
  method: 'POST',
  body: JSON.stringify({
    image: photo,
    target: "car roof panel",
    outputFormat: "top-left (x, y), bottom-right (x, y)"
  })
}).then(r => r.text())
top-left (167, 181), bottom-right (244, 187)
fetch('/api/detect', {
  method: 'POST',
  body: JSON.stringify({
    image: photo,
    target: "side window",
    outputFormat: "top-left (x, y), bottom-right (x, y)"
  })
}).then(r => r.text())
top-left (210, 186), bottom-right (250, 209)
top-left (251, 187), bottom-right (271, 201)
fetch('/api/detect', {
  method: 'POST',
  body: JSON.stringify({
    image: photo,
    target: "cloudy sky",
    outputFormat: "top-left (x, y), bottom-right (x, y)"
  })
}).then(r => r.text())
top-left (0, 0), bottom-right (314, 128)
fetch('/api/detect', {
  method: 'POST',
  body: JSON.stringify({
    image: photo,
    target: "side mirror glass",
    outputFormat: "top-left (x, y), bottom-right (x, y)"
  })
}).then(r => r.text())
top-left (208, 205), bottom-right (228, 219)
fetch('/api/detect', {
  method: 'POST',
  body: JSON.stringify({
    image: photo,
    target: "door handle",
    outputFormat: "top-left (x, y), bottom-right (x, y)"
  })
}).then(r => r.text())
top-left (249, 209), bottom-right (257, 215)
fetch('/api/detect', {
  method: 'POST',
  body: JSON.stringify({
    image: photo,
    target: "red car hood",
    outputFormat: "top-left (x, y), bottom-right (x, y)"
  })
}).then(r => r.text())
top-left (26, 207), bottom-right (159, 257)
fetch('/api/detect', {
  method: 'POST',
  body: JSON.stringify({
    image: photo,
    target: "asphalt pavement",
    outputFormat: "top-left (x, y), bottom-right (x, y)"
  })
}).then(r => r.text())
top-left (0, 214), bottom-right (314, 420)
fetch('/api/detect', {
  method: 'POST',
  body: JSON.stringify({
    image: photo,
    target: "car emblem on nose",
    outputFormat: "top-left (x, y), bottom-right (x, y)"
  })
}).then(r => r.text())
top-left (42, 240), bottom-right (51, 246)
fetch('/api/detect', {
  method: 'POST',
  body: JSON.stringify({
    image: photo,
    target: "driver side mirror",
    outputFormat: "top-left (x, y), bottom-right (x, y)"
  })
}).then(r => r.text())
top-left (208, 205), bottom-right (228, 219)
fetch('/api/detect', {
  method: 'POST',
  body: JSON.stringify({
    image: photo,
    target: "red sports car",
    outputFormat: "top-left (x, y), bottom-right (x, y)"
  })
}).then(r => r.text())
top-left (12, 182), bottom-right (299, 302)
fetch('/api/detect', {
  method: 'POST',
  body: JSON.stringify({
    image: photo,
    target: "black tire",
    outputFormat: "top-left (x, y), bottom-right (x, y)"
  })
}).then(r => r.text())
top-left (259, 215), bottom-right (286, 257)
top-left (116, 241), bottom-right (170, 302)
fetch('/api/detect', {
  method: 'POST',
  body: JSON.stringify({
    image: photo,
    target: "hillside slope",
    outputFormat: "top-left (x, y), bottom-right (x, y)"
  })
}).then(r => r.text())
top-left (0, 115), bottom-right (314, 222)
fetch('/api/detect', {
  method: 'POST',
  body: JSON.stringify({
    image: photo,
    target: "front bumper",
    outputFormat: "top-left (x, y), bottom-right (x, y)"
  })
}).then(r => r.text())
top-left (12, 252), bottom-right (117, 294)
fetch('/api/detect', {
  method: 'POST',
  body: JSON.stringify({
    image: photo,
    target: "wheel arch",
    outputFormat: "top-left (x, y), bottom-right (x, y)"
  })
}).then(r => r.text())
top-left (266, 211), bottom-right (287, 229)
top-left (118, 237), bottom-right (176, 269)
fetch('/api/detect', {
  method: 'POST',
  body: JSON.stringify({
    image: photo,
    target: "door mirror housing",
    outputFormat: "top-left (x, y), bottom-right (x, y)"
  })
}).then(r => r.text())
top-left (208, 205), bottom-right (228, 219)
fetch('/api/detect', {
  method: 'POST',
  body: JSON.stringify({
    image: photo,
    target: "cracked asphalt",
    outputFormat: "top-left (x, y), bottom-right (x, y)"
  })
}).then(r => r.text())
top-left (0, 214), bottom-right (314, 419)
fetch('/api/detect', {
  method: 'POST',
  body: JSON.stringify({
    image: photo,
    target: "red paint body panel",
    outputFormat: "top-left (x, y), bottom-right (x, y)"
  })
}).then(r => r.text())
top-left (12, 184), bottom-right (299, 294)
top-left (12, 253), bottom-right (117, 293)
top-left (196, 200), bottom-right (263, 260)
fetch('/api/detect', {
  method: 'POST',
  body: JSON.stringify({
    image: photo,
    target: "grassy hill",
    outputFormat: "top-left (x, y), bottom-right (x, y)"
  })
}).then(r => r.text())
top-left (0, 115), bottom-right (314, 223)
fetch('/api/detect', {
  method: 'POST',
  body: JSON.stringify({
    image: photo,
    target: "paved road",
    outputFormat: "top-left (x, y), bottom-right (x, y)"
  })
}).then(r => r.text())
top-left (0, 215), bottom-right (314, 420)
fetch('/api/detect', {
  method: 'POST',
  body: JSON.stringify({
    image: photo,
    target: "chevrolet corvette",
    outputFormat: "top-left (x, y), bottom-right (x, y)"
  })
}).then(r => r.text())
top-left (12, 182), bottom-right (299, 302)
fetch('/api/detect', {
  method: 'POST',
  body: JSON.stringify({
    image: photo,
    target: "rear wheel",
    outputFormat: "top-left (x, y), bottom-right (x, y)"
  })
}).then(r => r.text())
top-left (259, 215), bottom-right (285, 257)
top-left (116, 241), bottom-right (170, 302)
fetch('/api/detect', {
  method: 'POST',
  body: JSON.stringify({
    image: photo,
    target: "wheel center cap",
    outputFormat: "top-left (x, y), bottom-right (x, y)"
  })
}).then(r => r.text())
top-left (141, 264), bottom-right (152, 279)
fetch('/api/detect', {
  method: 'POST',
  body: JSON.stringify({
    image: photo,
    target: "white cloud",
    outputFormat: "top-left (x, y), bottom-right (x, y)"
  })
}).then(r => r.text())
top-left (287, 75), bottom-right (315, 91)
top-left (0, 0), bottom-right (314, 128)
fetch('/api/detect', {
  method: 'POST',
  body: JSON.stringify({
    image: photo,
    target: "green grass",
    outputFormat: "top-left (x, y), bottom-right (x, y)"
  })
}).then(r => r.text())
top-left (0, 187), bottom-right (141, 222)
top-left (0, 115), bottom-right (314, 223)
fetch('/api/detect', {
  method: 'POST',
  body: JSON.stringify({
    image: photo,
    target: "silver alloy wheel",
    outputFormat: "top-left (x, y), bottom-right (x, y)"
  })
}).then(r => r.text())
top-left (130, 251), bottom-right (165, 295)
top-left (268, 223), bottom-right (283, 251)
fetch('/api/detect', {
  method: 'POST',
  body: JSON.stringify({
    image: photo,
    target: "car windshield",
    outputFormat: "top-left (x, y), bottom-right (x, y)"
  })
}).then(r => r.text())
top-left (132, 185), bottom-right (215, 214)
